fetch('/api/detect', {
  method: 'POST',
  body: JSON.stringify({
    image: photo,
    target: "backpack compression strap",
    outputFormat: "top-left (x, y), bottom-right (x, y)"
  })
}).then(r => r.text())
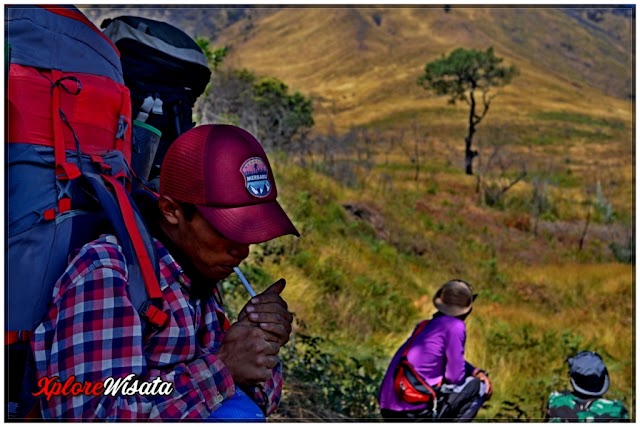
top-left (50, 69), bottom-right (82, 217)
top-left (401, 320), bottom-right (429, 359)
top-left (84, 172), bottom-right (168, 329)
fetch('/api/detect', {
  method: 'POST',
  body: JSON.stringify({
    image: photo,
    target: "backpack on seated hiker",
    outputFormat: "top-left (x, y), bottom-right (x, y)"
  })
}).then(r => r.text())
top-left (101, 15), bottom-right (211, 186)
top-left (6, 6), bottom-right (168, 419)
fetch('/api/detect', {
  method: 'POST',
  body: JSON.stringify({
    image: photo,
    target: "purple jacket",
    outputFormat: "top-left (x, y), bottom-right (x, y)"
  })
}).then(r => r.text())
top-left (378, 314), bottom-right (476, 412)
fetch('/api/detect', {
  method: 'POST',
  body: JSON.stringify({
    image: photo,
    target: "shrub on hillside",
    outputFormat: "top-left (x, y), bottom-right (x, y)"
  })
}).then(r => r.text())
top-left (279, 331), bottom-right (384, 420)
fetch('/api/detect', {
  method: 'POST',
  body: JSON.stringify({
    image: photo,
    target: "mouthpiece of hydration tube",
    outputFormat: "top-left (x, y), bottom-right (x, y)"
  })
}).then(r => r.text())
top-left (233, 267), bottom-right (257, 298)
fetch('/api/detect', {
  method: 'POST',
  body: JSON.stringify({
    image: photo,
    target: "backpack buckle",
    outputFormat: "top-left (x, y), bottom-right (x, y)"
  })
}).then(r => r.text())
top-left (55, 162), bottom-right (81, 181)
top-left (140, 301), bottom-right (168, 329)
top-left (116, 115), bottom-right (129, 140)
top-left (90, 155), bottom-right (112, 173)
top-left (6, 330), bottom-right (33, 345)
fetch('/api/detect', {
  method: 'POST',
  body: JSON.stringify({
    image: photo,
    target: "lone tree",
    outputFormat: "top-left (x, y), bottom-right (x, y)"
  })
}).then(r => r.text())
top-left (418, 47), bottom-right (518, 175)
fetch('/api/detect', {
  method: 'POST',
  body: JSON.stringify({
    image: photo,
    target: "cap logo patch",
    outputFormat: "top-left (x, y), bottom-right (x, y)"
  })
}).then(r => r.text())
top-left (240, 157), bottom-right (271, 198)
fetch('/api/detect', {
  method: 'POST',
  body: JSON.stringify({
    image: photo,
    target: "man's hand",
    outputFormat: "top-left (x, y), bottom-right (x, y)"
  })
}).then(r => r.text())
top-left (238, 279), bottom-right (293, 347)
top-left (217, 323), bottom-right (280, 386)
top-left (474, 370), bottom-right (492, 397)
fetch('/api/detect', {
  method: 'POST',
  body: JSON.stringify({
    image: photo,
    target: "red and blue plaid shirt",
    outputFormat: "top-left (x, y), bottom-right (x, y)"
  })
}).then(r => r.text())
top-left (31, 234), bottom-right (282, 420)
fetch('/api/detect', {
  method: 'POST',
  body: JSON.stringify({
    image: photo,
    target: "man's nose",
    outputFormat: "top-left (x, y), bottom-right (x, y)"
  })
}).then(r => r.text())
top-left (229, 244), bottom-right (250, 260)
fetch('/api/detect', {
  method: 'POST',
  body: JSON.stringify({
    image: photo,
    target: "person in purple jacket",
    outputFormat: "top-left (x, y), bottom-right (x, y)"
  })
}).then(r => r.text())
top-left (378, 279), bottom-right (492, 422)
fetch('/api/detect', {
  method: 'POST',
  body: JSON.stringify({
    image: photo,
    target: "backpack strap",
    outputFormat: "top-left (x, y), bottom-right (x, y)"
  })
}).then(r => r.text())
top-left (401, 320), bottom-right (430, 359)
top-left (83, 171), bottom-right (168, 331)
top-left (50, 69), bottom-right (82, 216)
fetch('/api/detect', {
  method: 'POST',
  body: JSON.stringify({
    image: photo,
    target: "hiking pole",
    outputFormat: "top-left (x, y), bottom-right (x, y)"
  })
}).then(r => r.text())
top-left (233, 267), bottom-right (257, 298)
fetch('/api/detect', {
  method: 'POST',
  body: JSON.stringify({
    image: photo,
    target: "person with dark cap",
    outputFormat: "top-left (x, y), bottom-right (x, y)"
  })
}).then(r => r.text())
top-left (378, 279), bottom-right (492, 422)
top-left (545, 351), bottom-right (629, 422)
top-left (31, 124), bottom-right (300, 420)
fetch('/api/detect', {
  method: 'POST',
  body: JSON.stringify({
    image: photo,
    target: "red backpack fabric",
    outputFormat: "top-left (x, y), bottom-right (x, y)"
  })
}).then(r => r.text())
top-left (6, 5), bottom-right (167, 419)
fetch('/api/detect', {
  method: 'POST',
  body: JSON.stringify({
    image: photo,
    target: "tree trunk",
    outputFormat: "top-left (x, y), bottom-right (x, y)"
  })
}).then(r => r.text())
top-left (465, 88), bottom-right (478, 175)
top-left (465, 136), bottom-right (476, 175)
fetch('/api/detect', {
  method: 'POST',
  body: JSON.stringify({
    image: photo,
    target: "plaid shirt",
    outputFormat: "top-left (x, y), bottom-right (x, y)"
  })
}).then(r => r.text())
top-left (32, 234), bottom-right (282, 420)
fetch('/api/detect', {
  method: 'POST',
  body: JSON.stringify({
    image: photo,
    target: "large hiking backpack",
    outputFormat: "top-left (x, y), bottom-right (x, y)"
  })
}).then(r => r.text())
top-left (101, 15), bottom-right (211, 184)
top-left (6, 6), bottom-right (168, 419)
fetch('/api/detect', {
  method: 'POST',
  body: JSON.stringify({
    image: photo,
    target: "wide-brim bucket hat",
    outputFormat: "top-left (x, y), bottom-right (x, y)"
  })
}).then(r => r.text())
top-left (433, 280), bottom-right (475, 317)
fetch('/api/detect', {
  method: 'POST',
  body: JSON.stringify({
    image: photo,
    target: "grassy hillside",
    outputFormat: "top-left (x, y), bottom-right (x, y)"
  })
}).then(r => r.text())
top-left (83, 5), bottom-right (634, 421)
top-left (211, 6), bottom-right (634, 421)
top-left (214, 6), bottom-right (632, 130)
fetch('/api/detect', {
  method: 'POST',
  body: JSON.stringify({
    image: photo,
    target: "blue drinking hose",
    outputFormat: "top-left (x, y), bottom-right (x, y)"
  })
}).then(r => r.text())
top-left (233, 267), bottom-right (257, 298)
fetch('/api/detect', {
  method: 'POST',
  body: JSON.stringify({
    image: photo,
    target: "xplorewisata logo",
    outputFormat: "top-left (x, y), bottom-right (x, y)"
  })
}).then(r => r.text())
top-left (33, 375), bottom-right (174, 401)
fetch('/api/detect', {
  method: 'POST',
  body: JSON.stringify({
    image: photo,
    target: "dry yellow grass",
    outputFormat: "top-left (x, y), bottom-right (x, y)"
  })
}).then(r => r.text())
top-left (217, 7), bottom-right (632, 133)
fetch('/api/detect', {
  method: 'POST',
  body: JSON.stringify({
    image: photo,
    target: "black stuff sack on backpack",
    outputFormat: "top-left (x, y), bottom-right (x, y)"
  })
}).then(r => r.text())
top-left (101, 15), bottom-right (211, 183)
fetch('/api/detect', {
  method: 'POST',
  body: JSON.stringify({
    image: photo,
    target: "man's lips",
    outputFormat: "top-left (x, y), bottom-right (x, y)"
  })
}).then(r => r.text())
top-left (218, 264), bottom-right (240, 272)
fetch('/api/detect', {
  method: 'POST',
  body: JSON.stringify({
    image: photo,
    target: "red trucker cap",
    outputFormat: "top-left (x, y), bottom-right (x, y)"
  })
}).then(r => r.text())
top-left (160, 124), bottom-right (300, 244)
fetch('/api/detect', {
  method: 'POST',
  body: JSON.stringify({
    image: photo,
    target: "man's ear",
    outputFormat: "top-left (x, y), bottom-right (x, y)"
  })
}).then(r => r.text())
top-left (158, 195), bottom-right (181, 226)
